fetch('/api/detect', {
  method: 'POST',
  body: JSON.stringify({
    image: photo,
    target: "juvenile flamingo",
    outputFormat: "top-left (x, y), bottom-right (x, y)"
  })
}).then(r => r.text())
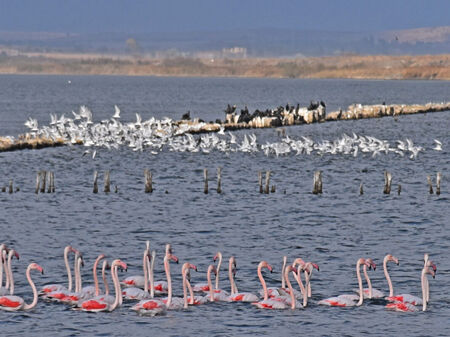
top-left (252, 262), bottom-right (298, 309)
top-left (318, 258), bottom-right (371, 307)
top-left (0, 263), bottom-right (44, 311)
top-left (80, 259), bottom-right (127, 312)
top-left (228, 256), bottom-right (259, 302)
top-left (386, 265), bottom-right (436, 312)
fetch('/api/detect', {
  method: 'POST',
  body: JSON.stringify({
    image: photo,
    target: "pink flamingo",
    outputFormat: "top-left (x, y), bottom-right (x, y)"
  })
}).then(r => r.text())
top-left (252, 262), bottom-right (298, 309)
top-left (0, 263), bottom-right (44, 311)
top-left (192, 251), bottom-right (222, 293)
top-left (353, 258), bottom-right (377, 299)
top-left (290, 258), bottom-right (319, 299)
top-left (40, 246), bottom-right (78, 296)
top-left (123, 249), bottom-right (152, 300)
top-left (1, 249), bottom-right (20, 296)
top-left (131, 244), bottom-right (179, 314)
top-left (181, 262), bottom-right (206, 307)
top-left (386, 255), bottom-right (436, 306)
top-left (318, 258), bottom-right (371, 307)
top-left (386, 264), bottom-right (435, 312)
top-left (152, 244), bottom-right (176, 295)
top-left (263, 256), bottom-right (288, 298)
top-left (205, 264), bottom-right (231, 302)
top-left (228, 256), bottom-right (259, 302)
top-left (121, 241), bottom-right (150, 289)
top-left (80, 259), bottom-right (127, 312)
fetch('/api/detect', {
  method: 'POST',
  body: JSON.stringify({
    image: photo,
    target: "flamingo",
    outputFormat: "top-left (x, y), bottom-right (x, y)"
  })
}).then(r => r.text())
top-left (191, 251), bottom-right (221, 293)
top-left (152, 244), bottom-right (176, 295)
top-left (290, 258), bottom-right (319, 299)
top-left (131, 244), bottom-right (179, 313)
top-left (0, 263), bottom-right (44, 311)
top-left (0, 244), bottom-right (8, 292)
top-left (80, 259), bottom-right (127, 312)
top-left (318, 258), bottom-right (371, 307)
top-left (40, 245), bottom-right (78, 296)
top-left (123, 248), bottom-right (152, 300)
top-left (228, 256), bottom-right (259, 302)
top-left (263, 256), bottom-right (288, 298)
top-left (121, 241), bottom-right (150, 289)
top-left (204, 264), bottom-right (231, 302)
top-left (252, 263), bottom-right (298, 309)
top-left (386, 265), bottom-right (435, 312)
top-left (2, 249), bottom-right (20, 295)
top-left (353, 258), bottom-right (378, 299)
top-left (181, 262), bottom-right (206, 307)
top-left (386, 255), bottom-right (436, 306)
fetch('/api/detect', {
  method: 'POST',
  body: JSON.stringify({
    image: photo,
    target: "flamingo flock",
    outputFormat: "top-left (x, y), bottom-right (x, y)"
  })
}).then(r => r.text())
top-left (0, 243), bottom-right (437, 314)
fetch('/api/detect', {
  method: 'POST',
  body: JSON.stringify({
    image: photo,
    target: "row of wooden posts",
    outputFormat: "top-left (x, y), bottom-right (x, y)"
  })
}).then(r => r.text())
top-left (0, 169), bottom-right (443, 195)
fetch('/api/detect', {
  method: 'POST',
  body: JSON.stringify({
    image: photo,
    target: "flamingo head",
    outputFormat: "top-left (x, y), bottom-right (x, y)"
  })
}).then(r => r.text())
top-left (189, 263), bottom-right (197, 272)
top-left (427, 260), bottom-right (437, 273)
top-left (68, 246), bottom-right (80, 255)
top-left (230, 257), bottom-right (237, 275)
top-left (170, 254), bottom-right (179, 264)
top-left (259, 261), bottom-right (273, 273)
top-left (30, 263), bottom-right (44, 274)
top-left (12, 250), bottom-right (20, 260)
top-left (366, 258), bottom-right (376, 270)
top-left (97, 254), bottom-right (106, 261)
top-left (426, 266), bottom-right (436, 279)
top-left (310, 262), bottom-right (320, 271)
top-left (213, 252), bottom-right (222, 262)
top-left (285, 265), bottom-right (296, 274)
top-left (208, 264), bottom-right (217, 276)
top-left (112, 259), bottom-right (127, 272)
top-left (291, 258), bottom-right (306, 268)
top-left (386, 254), bottom-right (399, 265)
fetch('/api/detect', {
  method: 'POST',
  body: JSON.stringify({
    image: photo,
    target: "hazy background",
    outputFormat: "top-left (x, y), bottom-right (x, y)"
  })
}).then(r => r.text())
top-left (0, 1), bottom-right (449, 56)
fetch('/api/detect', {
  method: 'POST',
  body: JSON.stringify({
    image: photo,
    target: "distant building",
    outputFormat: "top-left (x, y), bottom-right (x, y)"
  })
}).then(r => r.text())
top-left (222, 47), bottom-right (247, 58)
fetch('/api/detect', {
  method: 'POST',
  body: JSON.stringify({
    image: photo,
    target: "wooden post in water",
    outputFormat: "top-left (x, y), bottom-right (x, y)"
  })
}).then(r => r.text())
top-left (313, 171), bottom-right (322, 194)
top-left (104, 170), bottom-right (111, 193)
top-left (93, 171), bottom-right (98, 194)
top-left (47, 172), bottom-right (52, 193)
top-left (40, 171), bottom-right (47, 193)
top-left (383, 171), bottom-right (392, 194)
top-left (8, 180), bottom-right (13, 194)
top-left (204, 168), bottom-right (208, 194)
top-left (271, 185), bottom-right (276, 193)
top-left (359, 182), bottom-right (364, 195)
top-left (51, 172), bottom-right (55, 193)
top-left (398, 184), bottom-right (401, 195)
top-left (436, 172), bottom-right (441, 195)
top-left (258, 171), bottom-right (263, 194)
top-left (217, 167), bottom-right (222, 194)
top-left (427, 175), bottom-right (433, 194)
top-left (264, 171), bottom-right (271, 194)
top-left (144, 169), bottom-right (153, 193)
top-left (1, 186), bottom-right (5, 192)
top-left (35, 171), bottom-right (41, 194)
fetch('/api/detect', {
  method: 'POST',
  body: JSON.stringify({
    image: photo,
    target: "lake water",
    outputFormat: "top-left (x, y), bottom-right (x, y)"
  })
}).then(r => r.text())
top-left (0, 75), bottom-right (449, 337)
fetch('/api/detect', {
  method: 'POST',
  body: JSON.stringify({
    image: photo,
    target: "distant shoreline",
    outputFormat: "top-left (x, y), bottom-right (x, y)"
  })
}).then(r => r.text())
top-left (0, 52), bottom-right (449, 80)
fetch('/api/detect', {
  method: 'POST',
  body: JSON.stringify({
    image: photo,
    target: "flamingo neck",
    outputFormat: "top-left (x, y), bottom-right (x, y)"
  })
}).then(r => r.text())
top-left (207, 266), bottom-right (214, 302)
top-left (281, 256), bottom-right (287, 289)
top-left (295, 265), bottom-right (306, 295)
top-left (182, 268), bottom-right (188, 309)
top-left (143, 249), bottom-right (149, 293)
top-left (0, 248), bottom-right (3, 290)
top-left (75, 256), bottom-right (82, 293)
top-left (7, 251), bottom-right (14, 295)
top-left (303, 270), bottom-right (310, 307)
top-left (421, 268), bottom-right (427, 312)
top-left (164, 256), bottom-right (172, 307)
top-left (102, 261), bottom-right (109, 295)
top-left (257, 264), bottom-right (268, 301)
top-left (93, 256), bottom-right (103, 297)
top-left (149, 251), bottom-right (155, 298)
top-left (23, 265), bottom-right (38, 311)
top-left (64, 247), bottom-right (73, 292)
top-left (383, 256), bottom-right (394, 297)
top-left (284, 268), bottom-right (296, 309)
top-left (215, 253), bottom-right (222, 290)
top-left (3, 250), bottom-right (9, 290)
top-left (228, 258), bottom-right (237, 294)
top-left (356, 260), bottom-right (364, 306)
top-left (110, 265), bottom-right (120, 311)
top-left (363, 265), bottom-right (372, 299)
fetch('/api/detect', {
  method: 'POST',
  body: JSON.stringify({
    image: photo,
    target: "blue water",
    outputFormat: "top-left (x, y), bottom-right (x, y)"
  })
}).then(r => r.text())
top-left (0, 75), bottom-right (449, 337)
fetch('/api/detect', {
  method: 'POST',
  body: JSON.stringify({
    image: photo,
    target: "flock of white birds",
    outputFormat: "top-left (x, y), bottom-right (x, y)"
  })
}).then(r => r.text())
top-left (22, 105), bottom-right (443, 159)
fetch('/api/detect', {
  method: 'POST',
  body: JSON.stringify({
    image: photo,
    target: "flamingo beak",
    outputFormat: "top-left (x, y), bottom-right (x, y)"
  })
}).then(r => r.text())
top-left (190, 264), bottom-right (197, 272)
top-left (14, 251), bottom-right (20, 260)
top-left (120, 261), bottom-right (128, 271)
top-left (312, 263), bottom-right (320, 271)
top-left (170, 254), bottom-right (179, 264)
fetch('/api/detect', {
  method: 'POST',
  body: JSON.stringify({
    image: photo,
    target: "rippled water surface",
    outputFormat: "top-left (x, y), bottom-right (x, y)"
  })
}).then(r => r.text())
top-left (0, 75), bottom-right (449, 337)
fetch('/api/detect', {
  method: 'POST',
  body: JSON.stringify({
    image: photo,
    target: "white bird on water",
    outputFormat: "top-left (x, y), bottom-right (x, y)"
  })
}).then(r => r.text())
top-left (433, 139), bottom-right (442, 151)
top-left (113, 105), bottom-right (121, 119)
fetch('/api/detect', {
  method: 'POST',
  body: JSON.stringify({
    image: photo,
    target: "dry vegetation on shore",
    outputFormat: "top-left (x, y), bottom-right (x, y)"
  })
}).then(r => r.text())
top-left (0, 52), bottom-right (449, 80)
